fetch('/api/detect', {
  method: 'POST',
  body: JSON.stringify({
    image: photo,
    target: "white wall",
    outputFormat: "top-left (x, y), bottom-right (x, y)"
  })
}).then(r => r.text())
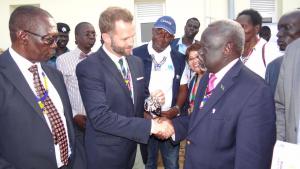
top-left (0, 0), bottom-right (135, 51)
top-left (1, 0), bottom-right (299, 51)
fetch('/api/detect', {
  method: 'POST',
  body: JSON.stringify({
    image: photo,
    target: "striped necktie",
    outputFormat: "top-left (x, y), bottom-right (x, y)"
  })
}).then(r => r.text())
top-left (199, 73), bottom-right (217, 109)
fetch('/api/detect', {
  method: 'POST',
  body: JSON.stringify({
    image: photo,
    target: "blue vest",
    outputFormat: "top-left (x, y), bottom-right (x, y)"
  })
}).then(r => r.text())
top-left (170, 38), bottom-right (180, 51)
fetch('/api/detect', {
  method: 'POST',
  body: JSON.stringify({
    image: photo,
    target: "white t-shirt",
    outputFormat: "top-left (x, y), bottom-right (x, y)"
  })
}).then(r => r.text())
top-left (241, 38), bottom-right (267, 78)
top-left (147, 41), bottom-right (188, 111)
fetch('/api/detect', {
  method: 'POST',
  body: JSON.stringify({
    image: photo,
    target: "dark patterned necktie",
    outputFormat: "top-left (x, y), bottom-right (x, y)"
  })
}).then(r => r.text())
top-left (28, 65), bottom-right (68, 165)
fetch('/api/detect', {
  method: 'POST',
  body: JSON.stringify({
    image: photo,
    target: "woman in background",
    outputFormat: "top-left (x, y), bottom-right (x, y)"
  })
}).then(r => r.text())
top-left (185, 43), bottom-right (206, 114)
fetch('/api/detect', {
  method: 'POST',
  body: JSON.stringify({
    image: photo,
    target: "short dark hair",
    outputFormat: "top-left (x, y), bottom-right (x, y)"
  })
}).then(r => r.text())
top-left (237, 9), bottom-right (262, 27)
top-left (186, 17), bottom-right (200, 25)
top-left (75, 22), bottom-right (91, 35)
top-left (9, 5), bottom-right (52, 42)
top-left (186, 43), bottom-right (202, 60)
top-left (259, 26), bottom-right (271, 41)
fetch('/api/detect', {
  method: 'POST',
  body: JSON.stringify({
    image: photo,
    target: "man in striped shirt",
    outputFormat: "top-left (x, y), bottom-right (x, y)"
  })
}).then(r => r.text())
top-left (57, 22), bottom-right (96, 144)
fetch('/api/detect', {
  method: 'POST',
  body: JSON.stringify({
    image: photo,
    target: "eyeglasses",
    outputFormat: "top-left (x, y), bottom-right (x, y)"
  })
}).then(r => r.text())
top-left (23, 30), bottom-right (58, 45)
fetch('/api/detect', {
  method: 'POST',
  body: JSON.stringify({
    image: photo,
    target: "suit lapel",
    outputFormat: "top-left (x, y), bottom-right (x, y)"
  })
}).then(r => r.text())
top-left (0, 51), bottom-right (75, 148)
top-left (188, 73), bottom-right (208, 130)
top-left (41, 63), bottom-right (68, 108)
top-left (99, 48), bottom-right (133, 102)
top-left (0, 51), bottom-right (46, 121)
top-left (189, 61), bottom-right (243, 133)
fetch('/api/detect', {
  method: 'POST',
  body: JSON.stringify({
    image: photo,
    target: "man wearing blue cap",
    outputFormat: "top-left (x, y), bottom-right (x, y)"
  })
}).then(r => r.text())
top-left (133, 16), bottom-right (188, 169)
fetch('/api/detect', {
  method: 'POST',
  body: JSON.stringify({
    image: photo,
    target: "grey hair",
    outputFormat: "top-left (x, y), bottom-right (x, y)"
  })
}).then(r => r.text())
top-left (209, 19), bottom-right (245, 55)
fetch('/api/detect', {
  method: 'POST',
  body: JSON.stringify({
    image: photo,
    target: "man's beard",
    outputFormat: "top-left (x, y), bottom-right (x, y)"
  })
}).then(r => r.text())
top-left (111, 39), bottom-right (132, 56)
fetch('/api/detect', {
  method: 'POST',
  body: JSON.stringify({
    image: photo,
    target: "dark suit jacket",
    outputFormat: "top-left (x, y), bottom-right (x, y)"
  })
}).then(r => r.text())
top-left (173, 60), bottom-right (276, 169)
top-left (0, 50), bottom-right (85, 169)
top-left (265, 56), bottom-right (283, 96)
top-left (76, 47), bottom-right (151, 169)
top-left (170, 38), bottom-right (180, 51)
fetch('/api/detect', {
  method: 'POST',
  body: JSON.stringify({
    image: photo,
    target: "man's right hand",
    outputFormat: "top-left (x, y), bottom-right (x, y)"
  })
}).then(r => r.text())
top-left (73, 114), bottom-right (87, 130)
top-left (150, 117), bottom-right (174, 139)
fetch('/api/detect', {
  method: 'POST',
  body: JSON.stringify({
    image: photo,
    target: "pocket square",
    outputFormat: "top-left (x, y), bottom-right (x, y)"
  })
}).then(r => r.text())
top-left (136, 77), bottom-right (144, 80)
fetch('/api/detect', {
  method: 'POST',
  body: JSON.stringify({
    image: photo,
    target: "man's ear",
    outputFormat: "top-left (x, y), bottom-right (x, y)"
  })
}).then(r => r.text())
top-left (224, 42), bottom-right (233, 56)
top-left (18, 30), bottom-right (29, 45)
top-left (102, 33), bottom-right (111, 44)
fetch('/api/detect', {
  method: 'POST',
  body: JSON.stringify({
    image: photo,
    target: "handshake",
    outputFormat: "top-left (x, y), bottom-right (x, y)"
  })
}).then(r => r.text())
top-left (151, 117), bottom-right (174, 140)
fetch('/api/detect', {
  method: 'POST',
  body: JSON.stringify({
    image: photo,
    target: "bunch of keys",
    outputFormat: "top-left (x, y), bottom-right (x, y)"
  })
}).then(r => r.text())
top-left (144, 95), bottom-right (162, 117)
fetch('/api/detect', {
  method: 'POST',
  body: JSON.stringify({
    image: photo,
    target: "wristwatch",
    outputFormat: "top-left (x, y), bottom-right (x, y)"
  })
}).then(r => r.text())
top-left (173, 105), bottom-right (181, 115)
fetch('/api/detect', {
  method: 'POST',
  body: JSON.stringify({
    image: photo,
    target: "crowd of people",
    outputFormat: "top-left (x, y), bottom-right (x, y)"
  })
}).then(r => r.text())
top-left (0, 4), bottom-right (300, 169)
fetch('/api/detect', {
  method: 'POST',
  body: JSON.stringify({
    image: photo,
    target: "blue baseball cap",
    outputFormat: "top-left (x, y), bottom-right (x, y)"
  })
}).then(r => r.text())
top-left (154, 16), bottom-right (176, 35)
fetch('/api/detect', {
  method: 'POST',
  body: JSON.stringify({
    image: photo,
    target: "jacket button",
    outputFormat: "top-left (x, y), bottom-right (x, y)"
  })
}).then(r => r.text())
top-left (186, 140), bottom-right (191, 145)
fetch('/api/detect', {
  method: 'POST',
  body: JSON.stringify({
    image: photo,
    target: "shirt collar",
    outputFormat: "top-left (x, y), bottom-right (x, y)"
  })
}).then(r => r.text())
top-left (102, 45), bottom-right (127, 69)
top-left (76, 47), bottom-right (93, 55)
top-left (9, 47), bottom-right (43, 72)
top-left (102, 45), bottom-right (125, 66)
top-left (213, 58), bottom-right (239, 87)
top-left (253, 36), bottom-right (267, 51)
top-left (147, 40), bottom-right (171, 57)
top-left (178, 38), bottom-right (195, 46)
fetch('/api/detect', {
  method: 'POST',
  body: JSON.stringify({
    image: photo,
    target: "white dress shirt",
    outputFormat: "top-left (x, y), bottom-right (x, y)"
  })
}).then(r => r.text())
top-left (214, 58), bottom-right (239, 88)
top-left (102, 45), bottom-right (134, 102)
top-left (9, 47), bottom-right (71, 168)
top-left (241, 37), bottom-right (271, 79)
top-left (57, 47), bottom-right (89, 117)
top-left (176, 38), bottom-right (196, 55)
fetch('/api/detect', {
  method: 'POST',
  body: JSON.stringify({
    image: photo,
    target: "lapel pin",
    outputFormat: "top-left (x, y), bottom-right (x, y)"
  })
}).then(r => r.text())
top-left (221, 84), bottom-right (225, 91)
top-left (212, 108), bottom-right (216, 114)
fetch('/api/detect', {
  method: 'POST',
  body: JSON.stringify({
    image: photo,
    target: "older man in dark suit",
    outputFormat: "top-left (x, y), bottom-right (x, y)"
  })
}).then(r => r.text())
top-left (0, 5), bottom-right (85, 169)
top-left (161, 19), bottom-right (276, 169)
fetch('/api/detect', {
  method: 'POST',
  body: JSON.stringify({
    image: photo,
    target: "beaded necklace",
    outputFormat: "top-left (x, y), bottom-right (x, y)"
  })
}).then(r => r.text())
top-left (35, 72), bottom-right (49, 111)
top-left (241, 37), bottom-right (260, 64)
top-left (150, 54), bottom-right (167, 71)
